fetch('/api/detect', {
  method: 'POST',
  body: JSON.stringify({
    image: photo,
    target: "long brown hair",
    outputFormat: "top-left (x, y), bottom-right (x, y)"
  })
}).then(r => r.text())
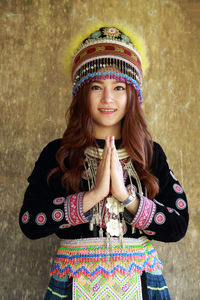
top-left (48, 83), bottom-right (159, 198)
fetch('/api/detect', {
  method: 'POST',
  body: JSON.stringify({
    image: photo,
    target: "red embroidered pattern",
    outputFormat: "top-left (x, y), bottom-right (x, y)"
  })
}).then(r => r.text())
top-left (175, 198), bottom-right (186, 210)
top-left (59, 224), bottom-right (71, 229)
top-left (154, 212), bottom-right (166, 225)
top-left (130, 196), bottom-right (156, 230)
top-left (143, 230), bottom-right (156, 236)
top-left (22, 211), bottom-right (30, 224)
top-left (52, 209), bottom-right (64, 222)
top-left (35, 213), bottom-right (47, 226)
top-left (173, 184), bottom-right (183, 194)
top-left (53, 197), bottom-right (65, 205)
top-left (64, 192), bottom-right (89, 225)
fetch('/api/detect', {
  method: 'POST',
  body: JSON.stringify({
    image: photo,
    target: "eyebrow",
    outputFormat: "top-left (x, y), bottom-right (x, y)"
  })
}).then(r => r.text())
top-left (91, 80), bottom-right (125, 84)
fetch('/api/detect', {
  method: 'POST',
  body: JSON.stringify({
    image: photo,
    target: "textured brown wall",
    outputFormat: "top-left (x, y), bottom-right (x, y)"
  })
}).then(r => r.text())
top-left (0, 0), bottom-right (199, 299)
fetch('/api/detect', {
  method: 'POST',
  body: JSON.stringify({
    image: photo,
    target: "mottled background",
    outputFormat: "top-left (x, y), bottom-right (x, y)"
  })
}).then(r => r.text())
top-left (0, 0), bottom-right (199, 299)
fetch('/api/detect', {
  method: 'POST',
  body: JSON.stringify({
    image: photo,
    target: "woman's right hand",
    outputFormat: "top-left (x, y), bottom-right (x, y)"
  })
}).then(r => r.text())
top-left (83, 137), bottom-right (111, 213)
top-left (93, 136), bottom-right (111, 201)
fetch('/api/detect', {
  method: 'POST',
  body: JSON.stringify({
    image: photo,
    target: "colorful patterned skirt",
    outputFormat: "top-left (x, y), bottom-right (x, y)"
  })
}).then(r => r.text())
top-left (44, 237), bottom-right (171, 300)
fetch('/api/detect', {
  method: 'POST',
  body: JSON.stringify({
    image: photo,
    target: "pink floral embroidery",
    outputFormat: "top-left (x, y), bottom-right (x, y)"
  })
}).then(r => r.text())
top-left (52, 209), bottom-right (64, 222)
top-left (129, 195), bottom-right (156, 229)
top-left (143, 230), bottom-right (156, 236)
top-left (64, 192), bottom-right (89, 225)
top-left (53, 197), bottom-right (65, 205)
top-left (22, 211), bottom-right (30, 224)
top-left (173, 184), bottom-right (183, 194)
top-left (154, 212), bottom-right (166, 225)
top-left (59, 223), bottom-right (71, 229)
top-left (175, 198), bottom-right (187, 210)
top-left (35, 213), bottom-right (47, 226)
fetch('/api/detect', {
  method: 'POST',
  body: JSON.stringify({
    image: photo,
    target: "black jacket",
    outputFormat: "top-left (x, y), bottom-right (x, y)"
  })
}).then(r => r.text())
top-left (19, 139), bottom-right (189, 242)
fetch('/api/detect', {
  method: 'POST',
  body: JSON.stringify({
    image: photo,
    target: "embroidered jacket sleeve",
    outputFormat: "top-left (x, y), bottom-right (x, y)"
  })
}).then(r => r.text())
top-left (19, 139), bottom-right (91, 240)
top-left (124, 142), bottom-right (189, 242)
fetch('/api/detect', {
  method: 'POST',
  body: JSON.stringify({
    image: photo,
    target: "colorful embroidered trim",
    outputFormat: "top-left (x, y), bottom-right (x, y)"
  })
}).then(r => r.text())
top-left (72, 71), bottom-right (142, 103)
top-left (50, 237), bottom-right (163, 279)
top-left (72, 272), bottom-right (143, 300)
top-left (64, 192), bottom-right (90, 225)
top-left (130, 195), bottom-right (156, 230)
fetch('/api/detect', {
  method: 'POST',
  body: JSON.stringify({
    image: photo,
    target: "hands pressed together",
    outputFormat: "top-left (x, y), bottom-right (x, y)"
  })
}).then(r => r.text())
top-left (83, 136), bottom-right (140, 214)
top-left (94, 136), bottom-right (129, 203)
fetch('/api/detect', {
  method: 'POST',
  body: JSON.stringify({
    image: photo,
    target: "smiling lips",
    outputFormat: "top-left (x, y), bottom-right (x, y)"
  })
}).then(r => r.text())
top-left (98, 108), bottom-right (117, 114)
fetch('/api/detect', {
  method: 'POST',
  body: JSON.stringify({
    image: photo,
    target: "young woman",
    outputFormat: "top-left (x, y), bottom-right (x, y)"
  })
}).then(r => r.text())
top-left (19, 27), bottom-right (188, 300)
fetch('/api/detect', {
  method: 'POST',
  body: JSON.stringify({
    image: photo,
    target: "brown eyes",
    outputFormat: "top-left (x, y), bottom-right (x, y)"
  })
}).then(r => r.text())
top-left (91, 85), bottom-right (101, 90)
top-left (114, 86), bottom-right (126, 91)
top-left (90, 85), bottom-right (126, 91)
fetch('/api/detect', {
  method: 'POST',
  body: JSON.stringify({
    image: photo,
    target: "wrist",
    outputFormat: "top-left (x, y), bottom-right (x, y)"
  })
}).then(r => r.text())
top-left (121, 191), bottom-right (137, 208)
top-left (116, 190), bottom-right (129, 202)
top-left (89, 189), bottom-right (105, 203)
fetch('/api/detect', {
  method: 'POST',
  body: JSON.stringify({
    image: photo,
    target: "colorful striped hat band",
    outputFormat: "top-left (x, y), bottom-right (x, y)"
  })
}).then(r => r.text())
top-left (71, 27), bottom-right (143, 104)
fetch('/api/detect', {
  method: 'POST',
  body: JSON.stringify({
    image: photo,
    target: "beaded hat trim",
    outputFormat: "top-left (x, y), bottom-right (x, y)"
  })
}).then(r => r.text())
top-left (73, 71), bottom-right (142, 104)
top-left (71, 27), bottom-right (144, 103)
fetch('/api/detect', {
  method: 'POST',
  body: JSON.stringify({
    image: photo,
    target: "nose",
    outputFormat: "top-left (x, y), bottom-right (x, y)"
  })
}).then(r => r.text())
top-left (101, 87), bottom-right (114, 103)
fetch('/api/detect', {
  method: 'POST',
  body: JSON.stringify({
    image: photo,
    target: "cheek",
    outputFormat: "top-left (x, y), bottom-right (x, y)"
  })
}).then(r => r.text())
top-left (88, 92), bottom-right (100, 107)
top-left (88, 95), bottom-right (97, 117)
top-left (120, 96), bottom-right (127, 113)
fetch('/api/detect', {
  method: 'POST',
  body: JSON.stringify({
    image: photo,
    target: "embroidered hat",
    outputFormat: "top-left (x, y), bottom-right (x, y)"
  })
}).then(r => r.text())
top-left (71, 27), bottom-right (144, 104)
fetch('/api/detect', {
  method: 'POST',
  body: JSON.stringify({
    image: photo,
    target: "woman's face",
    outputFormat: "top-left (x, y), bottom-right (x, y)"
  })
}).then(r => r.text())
top-left (88, 78), bottom-right (127, 139)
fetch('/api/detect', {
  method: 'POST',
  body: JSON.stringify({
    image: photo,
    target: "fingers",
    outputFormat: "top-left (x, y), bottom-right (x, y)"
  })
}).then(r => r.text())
top-left (110, 136), bottom-right (115, 149)
top-left (95, 137), bottom-right (111, 199)
top-left (101, 136), bottom-right (109, 161)
top-left (101, 136), bottom-right (118, 167)
top-left (104, 145), bottom-right (111, 172)
top-left (103, 137), bottom-right (111, 171)
top-left (110, 136), bottom-right (119, 164)
top-left (109, 137), bottom-right (126, 200)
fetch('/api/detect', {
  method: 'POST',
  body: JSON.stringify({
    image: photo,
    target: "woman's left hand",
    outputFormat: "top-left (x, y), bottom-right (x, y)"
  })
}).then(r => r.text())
top-left (110, 136), bottom-right (129, 202)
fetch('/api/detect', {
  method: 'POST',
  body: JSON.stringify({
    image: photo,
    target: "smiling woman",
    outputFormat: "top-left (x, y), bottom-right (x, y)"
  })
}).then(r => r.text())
top-left (19, 26), bottom-right (188, 300)
top-left (88, 79), bottom-right (127, 139)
